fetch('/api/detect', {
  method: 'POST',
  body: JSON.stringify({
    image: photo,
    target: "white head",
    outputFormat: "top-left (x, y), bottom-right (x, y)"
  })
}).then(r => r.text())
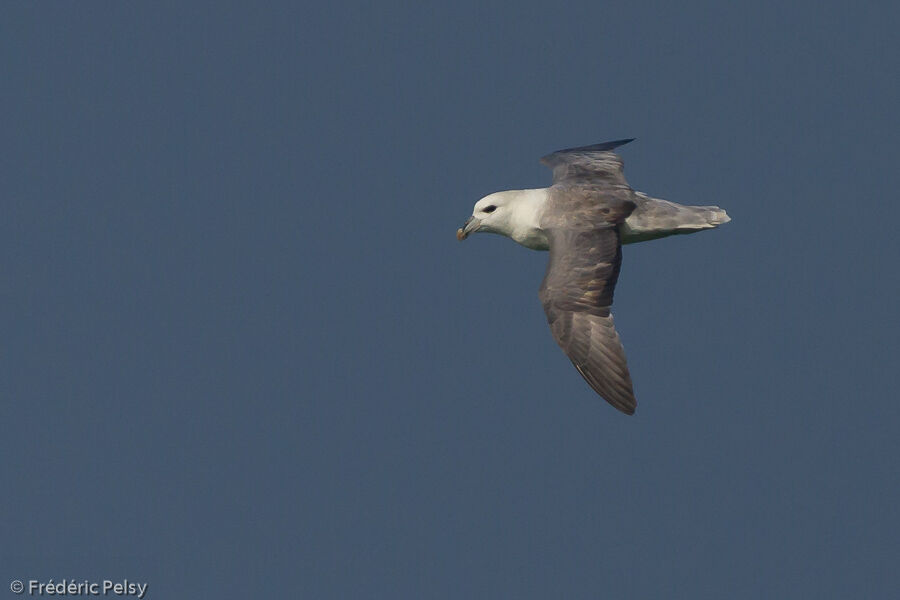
top-left (456, 189), bottom-right (549, 249)
top-left (456, 191), bottom-right (515, 240)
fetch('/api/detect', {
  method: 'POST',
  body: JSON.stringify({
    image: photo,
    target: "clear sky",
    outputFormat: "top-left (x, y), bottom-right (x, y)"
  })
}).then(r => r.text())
top-left (3, 2), bottom-right (898, 598)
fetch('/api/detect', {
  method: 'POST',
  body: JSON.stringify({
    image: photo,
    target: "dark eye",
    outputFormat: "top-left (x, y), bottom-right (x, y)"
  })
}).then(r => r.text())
top-left (483, 205), bottom-right (497, 213)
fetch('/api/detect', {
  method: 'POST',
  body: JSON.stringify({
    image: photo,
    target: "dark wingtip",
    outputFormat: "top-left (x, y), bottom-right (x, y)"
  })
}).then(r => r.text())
top-left (566, 138), bottom-right (635, 153)
top-left (541, 138), bottom-right (636, 164)
top-left (600, 137), bottom-right (636, 150)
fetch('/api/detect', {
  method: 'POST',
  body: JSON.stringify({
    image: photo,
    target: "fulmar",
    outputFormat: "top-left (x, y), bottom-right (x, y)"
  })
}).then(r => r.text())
top-left (457, 139), bottom-right (730, 415)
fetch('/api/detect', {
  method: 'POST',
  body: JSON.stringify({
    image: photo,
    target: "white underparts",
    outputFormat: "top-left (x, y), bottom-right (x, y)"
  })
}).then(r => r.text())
top-left (482, 187), bottom-right (729, 250)
top-left (491, 188), bottom-right (550, 250)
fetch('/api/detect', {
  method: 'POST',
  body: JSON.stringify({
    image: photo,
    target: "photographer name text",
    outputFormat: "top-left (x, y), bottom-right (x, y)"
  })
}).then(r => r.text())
top-left (10, 580), bottom-right (147, 599)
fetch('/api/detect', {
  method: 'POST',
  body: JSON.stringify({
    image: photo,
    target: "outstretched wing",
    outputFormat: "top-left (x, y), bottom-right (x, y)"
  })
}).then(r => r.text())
top-left (538, 222), bottom-right (637, 414)
top-left (540, 138), bottom-right (634, 186)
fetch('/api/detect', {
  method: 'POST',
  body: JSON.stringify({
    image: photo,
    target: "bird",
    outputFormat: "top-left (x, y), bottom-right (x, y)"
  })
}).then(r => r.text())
top-left (456, 138), bottom-right (730, 414)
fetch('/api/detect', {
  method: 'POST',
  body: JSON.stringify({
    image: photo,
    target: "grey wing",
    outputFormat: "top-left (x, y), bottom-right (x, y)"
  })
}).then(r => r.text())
top-left (538, 225), bottom-right (636, 414)
top-left (540, 138), bottom-right (634, 186)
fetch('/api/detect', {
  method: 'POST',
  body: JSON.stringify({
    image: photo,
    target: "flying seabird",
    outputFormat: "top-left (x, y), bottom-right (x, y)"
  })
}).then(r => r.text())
top-left (457, 139), bottom-right (730, 414)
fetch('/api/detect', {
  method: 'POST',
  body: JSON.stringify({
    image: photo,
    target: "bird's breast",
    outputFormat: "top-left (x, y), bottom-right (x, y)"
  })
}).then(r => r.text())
top-left (512, 226), bottom-right (550, 251)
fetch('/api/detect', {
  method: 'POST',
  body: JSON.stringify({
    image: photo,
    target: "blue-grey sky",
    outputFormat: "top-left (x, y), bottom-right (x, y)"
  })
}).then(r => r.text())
top-left (3, 2), bottom-right (898, 598)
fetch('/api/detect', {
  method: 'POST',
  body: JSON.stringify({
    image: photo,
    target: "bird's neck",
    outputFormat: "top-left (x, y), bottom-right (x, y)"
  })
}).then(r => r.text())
top-left (506, 188), bottom-right (550, 250)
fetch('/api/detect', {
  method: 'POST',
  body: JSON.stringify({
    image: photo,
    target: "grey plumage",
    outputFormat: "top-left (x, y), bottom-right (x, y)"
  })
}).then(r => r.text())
top-left (459, 138), bottom-right (730, 414)
top-left (539, 225), bottom-right (636, 414)
top-left (623, 192), bottom-right (730, 244)
top-left (541, 138), bottom-right (635, 188)
top-left (543, 139), bottom-right (730, 245)
top-left (538, 146), bottom-right (640, 414)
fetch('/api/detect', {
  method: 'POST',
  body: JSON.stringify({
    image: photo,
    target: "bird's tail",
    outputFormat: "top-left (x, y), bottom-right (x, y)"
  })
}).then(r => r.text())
top-left (693, 205), bottom-right (731, 227)
top-left (621, 194), bottom-right (731, 244)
